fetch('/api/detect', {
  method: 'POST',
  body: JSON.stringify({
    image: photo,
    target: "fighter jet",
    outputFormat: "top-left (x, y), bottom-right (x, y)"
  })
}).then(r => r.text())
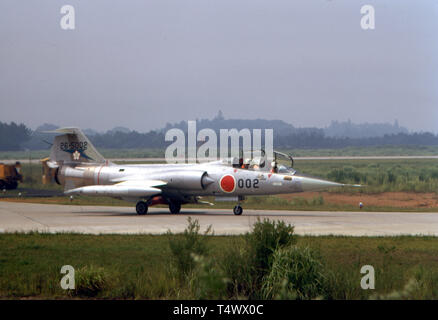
top-left (43, 127), bottom-right (346, 215)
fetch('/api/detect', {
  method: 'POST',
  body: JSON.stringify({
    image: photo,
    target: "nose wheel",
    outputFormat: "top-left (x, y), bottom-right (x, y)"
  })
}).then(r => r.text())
top-left (136, 201), bottom-right (148, 215)
top-left (233, 205), bottom-right (243, 215)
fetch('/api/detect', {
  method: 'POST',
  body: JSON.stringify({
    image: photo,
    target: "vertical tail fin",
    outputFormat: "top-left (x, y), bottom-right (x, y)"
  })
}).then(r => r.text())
top-left (48, 127), bottom-right (107, 165)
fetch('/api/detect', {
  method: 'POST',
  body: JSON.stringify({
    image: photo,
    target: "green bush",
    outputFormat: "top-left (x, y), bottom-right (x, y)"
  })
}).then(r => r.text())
top-left (262, 246), bottom-right (327, 300)
top-left (248, 218), bottom-right (297, 275)
top-left (71, 265), bottom-right (110, 297)
top-left (218, 219), bottom-right (297, 298)
top-left (167, 217), bottom-right (212, 278)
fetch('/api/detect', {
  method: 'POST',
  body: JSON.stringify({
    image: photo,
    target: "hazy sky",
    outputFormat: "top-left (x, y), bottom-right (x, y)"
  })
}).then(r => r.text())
top-left (1, 0), bottom-right (437, 132)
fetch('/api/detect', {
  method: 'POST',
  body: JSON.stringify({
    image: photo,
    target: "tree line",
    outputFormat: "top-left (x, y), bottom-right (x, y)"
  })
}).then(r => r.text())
top-left (274, 131), bottom-right (438, 148)
top-left (2, 121), bottom-right (438, 151)
top-left (0, 122), bottom-right (32, 151)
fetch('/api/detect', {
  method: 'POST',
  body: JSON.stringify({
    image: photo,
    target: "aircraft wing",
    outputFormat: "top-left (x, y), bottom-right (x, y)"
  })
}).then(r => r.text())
top-left (64, 179), bottom-right (167, 197)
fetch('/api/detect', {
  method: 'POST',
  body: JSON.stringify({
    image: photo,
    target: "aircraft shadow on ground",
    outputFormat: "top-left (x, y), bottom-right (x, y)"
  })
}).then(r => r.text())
top-left (72, 209), bottom-right (332, 218)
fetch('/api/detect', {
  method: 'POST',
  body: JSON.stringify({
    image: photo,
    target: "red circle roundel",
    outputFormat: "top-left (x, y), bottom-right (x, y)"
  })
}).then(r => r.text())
top-left (220, 174), bottom-right (236, 193)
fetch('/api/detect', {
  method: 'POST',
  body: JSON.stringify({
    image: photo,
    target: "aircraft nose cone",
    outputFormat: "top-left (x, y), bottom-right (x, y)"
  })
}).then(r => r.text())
top-left (296, 176), bottom-right (343, 192)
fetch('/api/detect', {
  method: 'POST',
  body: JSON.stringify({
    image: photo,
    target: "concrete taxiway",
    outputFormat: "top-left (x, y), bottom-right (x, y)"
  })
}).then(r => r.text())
top-left (0, 201), bottom-right (437, 236)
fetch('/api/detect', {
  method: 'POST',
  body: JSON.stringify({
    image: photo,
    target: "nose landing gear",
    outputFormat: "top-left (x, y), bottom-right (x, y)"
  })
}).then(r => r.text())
top-left (233, 196), bottom-right (244, 215)
top-left (233, 205), bottom-right (243, 215)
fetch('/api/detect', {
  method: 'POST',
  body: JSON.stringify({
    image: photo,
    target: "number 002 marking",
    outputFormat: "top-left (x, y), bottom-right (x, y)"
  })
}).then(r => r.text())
top-left (237, 179), bottom-right (259, 189)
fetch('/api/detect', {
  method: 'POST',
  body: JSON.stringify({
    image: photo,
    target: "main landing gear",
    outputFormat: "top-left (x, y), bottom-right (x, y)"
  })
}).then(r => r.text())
top-left (169, 202), bottom-right (181, 214)
top-left (136, 201), bottom-right (148, 215)
top-left (136, 199), bottom-right (182, 215)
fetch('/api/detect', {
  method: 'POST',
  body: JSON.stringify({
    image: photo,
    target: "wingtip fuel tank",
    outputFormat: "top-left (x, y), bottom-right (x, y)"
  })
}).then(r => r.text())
top-left (65, 185), bottom-right (163, 197)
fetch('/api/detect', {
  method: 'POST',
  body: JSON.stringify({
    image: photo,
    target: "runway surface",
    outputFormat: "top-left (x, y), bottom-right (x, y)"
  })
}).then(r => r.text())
top-left (1, 201), bottom-right (437, 236)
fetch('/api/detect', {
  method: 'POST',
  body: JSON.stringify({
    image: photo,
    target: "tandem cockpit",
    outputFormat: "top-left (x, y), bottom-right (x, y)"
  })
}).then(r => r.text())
top-left (223, 150), bottom-right (296, 175)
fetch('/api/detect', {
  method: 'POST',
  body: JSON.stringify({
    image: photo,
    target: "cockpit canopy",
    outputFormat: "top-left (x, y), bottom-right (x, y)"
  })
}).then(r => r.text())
top-left (222, 150), bottom-right (296, 174)
top-left (274, 151), bottom-right (296, 175)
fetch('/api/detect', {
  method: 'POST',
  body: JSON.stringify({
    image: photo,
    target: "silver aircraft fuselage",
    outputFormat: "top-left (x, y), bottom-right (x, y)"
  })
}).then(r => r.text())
top-left (61, 161), bottom-right (342, 200)
top-left (47, 127), bottom-right (347, 215)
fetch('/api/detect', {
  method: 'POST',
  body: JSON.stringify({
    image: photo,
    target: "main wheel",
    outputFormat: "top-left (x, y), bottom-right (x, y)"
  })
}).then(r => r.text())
top-left (233, 205), bottom-right (243, 215)
top-left (169, 202), bottom-right (181, 214)
top-left (136, 201), bottom-right (148, 215)
top-left (8, 181), bottom-right (18, 190)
